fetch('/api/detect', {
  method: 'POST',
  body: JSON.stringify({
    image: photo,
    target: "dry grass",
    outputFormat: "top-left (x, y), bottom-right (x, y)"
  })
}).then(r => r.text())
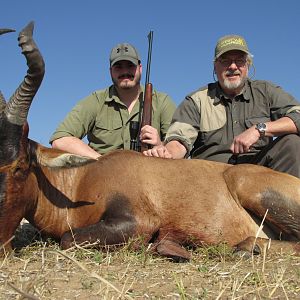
top-left (1, 222), bottom-right (300, 299)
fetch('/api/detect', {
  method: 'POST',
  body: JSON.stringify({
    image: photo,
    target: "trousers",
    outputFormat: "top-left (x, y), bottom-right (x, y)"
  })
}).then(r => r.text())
top-left (232, 134), bottom-right (300, 178)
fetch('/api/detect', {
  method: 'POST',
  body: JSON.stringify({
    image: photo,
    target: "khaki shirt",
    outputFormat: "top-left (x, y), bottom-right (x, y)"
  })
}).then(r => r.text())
top-left (50, 85), bottom-right (176, 154)
top-left (166, 79), bottom-right (300, 162)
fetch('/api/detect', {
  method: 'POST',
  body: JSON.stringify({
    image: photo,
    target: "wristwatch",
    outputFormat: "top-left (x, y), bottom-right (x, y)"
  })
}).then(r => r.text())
top-left (255, 122), bottom-right (266, 138)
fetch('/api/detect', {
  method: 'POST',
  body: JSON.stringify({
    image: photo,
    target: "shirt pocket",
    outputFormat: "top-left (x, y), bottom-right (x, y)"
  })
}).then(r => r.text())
top-left (92, 117), bottom-right (123, 147)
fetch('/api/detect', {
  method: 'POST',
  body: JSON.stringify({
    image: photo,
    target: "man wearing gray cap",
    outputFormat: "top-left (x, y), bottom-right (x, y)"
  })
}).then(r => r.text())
top-left (50, 43), bottom-right (176, 159)
top-left (144, 35), bottom-right (300, 178)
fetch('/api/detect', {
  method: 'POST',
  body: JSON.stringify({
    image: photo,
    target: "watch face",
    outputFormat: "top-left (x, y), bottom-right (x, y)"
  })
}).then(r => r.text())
top-left (256, 123), bottom-right (266, 136)
top-left (256, 123), bottom-right (265, 130)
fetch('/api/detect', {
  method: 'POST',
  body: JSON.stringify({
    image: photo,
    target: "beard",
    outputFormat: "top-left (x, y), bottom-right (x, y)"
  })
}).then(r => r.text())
top-left (112, 72), bottom-right (141, 90)
top-left (222, 70), bottom-right (247, 91)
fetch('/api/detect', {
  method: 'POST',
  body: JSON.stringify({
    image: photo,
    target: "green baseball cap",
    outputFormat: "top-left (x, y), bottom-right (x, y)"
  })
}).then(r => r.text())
top-left (110, 43), bottom-right (140, 66)
top-left (214, 35), bottom-right (251, 59)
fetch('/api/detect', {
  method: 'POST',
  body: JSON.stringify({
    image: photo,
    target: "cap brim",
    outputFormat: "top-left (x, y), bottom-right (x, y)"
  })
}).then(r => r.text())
top-left (215, 46), bottom-right (250, 59)
top-left (110, 56), bottom-right (139, 66)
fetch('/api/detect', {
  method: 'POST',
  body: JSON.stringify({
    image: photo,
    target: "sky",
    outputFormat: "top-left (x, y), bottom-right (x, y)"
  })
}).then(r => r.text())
top-left (1, 1), bottom-right (300, 146)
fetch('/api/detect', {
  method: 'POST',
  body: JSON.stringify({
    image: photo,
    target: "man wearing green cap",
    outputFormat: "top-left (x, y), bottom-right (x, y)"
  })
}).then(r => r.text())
top-left (144, 35), bottom-right (300, 178)
top-left (50, 43), bottom-right (176, 159)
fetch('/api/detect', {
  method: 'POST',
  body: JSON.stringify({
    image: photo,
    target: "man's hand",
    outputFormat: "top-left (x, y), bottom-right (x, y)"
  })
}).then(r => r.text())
top-left (230, 126), bottom-right (260, 154)
top-left (143, 145), bottom-right (173, 158)
top-left (143, 140), bottom-right (187, 159)
top-left (140, 125), bottom-right (162, 147)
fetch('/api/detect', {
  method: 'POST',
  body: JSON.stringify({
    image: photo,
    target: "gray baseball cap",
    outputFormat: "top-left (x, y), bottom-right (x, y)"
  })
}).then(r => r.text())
top-left (110, 43), bottom-right (140, 66)
top-left (214, 35), bottom-right (251, 59)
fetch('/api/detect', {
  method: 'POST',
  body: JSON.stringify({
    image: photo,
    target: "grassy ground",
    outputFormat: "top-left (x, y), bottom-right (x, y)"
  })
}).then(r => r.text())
top-left (1, 223), bottom-right (299, 299)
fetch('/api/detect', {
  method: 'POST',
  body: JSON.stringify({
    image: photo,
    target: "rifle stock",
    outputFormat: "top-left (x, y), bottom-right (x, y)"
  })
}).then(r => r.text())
top-left (140, 82), bottom-right (153, 152)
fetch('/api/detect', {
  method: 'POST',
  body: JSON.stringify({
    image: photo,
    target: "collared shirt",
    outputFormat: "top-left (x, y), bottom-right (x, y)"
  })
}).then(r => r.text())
top-left (49, 85), bottom-right (176, 154)
top-left (165, 79), bottom-right (300, 162)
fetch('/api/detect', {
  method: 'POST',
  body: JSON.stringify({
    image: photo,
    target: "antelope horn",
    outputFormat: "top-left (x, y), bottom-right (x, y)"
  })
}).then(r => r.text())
top-left (0, 29), bottom-right (14, 113)
top-left (0, 28), bottom-right (15, 35)
top-left (0, 90), bottom-right (6, 113)
top-left (4, 21), bottom-right (45, 125)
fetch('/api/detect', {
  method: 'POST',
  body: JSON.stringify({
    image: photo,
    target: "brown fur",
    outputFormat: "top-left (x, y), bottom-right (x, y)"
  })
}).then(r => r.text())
top-left (1, 142), bottom-right (300, 260)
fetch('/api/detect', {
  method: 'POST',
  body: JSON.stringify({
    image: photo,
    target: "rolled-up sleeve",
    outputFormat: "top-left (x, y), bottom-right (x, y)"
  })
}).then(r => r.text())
top-left (49, 94), bottom-right (98, 144)
top-left (165, 96), bottom-right (200, 154)
top-left (157, 93), bottom-right (176, 140)
top-left (268, 82), bottom-right (300, 132)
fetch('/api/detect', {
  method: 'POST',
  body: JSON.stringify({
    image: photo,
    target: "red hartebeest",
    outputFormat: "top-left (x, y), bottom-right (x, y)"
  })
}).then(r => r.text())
top-left (0, 22), bottom-right (299, 261)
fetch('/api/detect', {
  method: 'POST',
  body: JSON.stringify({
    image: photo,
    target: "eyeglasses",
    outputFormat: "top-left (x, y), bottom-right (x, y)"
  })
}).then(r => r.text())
top-left (217, 58), bottom-right (247, 68)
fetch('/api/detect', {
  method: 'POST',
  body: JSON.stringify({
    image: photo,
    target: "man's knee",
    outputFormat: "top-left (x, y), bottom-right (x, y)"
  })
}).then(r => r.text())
top-left (277, 134), bottom-right (300, 156)
top-left (270, 134), bottom-right (300, 178)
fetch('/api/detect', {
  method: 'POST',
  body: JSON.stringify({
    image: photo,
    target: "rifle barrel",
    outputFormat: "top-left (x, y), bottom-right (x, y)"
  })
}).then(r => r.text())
top-left (145, 31), bottom-right (153, 84)
top-left (137, 30), bottom-right (154, 153)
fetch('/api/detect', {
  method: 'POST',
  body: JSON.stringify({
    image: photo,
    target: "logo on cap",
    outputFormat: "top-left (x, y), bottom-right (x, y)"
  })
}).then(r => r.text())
top-left (219, 37), bottom-right (246, 48)
top-left (214, 35), bottom-right (250, 59)
top-left (110, 43), bottom-right (140, 66)
top-left (117, 45), bottom-right (128, 53)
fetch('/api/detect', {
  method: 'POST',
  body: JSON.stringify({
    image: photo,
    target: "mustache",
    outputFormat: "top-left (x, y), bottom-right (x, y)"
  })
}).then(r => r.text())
top-left (225, 70), bottom-right (241, 76)
top-left (118, 73), bottom-right (134, 79)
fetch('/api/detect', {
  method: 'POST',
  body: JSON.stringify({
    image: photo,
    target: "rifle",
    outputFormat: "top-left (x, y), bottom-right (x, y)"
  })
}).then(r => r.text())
top-left (130, 31), bottom-right (154, 152)
top-left (129, 31), bottom-right (153, 152)
top-left (140, 31), bottom-right (154, 152)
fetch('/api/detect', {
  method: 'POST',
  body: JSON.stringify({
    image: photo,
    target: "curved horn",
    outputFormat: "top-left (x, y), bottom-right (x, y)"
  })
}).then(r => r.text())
top-left (0, 90), bottom-right (6, 113)
top-left (4, 21), bottom-right (45, 125)
top-left (0, 28), bottom-right (15, 35)
top-left (1, 29), bottom-right (15, 113)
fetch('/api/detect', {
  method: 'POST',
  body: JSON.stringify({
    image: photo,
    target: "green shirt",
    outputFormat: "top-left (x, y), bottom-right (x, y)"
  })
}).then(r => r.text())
top-left (166, 79), bottom-right (300, 162)
top-left (50, 85), bottom-right (176, 154)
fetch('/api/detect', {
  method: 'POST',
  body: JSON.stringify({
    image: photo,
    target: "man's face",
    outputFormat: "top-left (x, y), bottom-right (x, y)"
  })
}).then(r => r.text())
top-left (214, 50), bottom-right (249, 96)
top-left (110, 60), bottom-right (142, 90)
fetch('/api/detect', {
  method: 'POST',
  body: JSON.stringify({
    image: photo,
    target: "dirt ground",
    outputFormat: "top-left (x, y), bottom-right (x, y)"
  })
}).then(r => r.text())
top-left (0, 223), bottom-right (299, 299)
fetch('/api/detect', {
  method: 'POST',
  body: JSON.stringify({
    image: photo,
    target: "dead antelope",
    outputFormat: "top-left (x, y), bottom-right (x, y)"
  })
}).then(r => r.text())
top-left (0, 22), bottom-right (299, 261)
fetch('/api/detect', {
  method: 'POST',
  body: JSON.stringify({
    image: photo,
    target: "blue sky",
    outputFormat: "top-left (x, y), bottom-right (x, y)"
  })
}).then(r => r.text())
top-left (1, 1), bottom-right (300, 145)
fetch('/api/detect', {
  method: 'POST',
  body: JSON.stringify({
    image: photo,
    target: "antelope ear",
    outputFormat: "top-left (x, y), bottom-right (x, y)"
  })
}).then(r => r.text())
top-left (0, 28), bottom-right (15, 35)
top-left (39, 153), bottom-right (96, 168)
top-left (156, 239), bottom-right (191, 262)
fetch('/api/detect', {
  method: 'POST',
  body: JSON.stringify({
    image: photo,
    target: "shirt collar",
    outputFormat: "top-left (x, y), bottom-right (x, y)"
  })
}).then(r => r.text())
top-left (107, 85), bottom-right (145, 104)
top-left (242, 79), bottom-right (251, 101)
top-left (107, 85), bottom-right (121, 103)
